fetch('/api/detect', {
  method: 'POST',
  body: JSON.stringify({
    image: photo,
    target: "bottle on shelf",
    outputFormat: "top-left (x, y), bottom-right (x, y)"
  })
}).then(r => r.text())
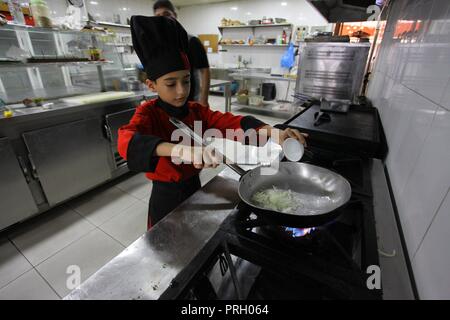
top-left (282, 30), bottom-right (287, 44)
top-left (30, 0), bottom-right (52, 28)
top-left (7, 0), bottom-right (26, 25)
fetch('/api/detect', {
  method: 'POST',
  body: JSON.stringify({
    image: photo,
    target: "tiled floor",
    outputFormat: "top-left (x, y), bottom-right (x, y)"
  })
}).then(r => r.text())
top-left (0, 95), bottom-right (281, 300)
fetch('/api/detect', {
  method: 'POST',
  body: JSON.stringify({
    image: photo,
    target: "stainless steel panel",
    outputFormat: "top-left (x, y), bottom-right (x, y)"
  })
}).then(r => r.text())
top-left (296, 43), bottom-right (370, 101)
top-left (65, 167), bottom-right (241, 300)
top-left (22, 118), bottom-right (112, 206)
top-left (105, 108), bottom-right (135, 146)
top-left (0, 137), bottom-right (38, 230)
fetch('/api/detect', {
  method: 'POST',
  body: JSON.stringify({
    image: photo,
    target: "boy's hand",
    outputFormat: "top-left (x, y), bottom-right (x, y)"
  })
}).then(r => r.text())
top-left (171, 144), bottom-right (221, 169)
top-left (278, 128), bottom-right (308, 147)
top-left (261, 126), bottom-right (308, 147)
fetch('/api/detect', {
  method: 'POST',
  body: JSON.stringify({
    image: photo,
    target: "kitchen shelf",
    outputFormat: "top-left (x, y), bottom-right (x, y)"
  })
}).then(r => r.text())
top-left (219, 23), bottom-right (292, 29)
top-left (0, 60), bottom-right (114, 69)
top-left (220, 44), bottom-right (289, 47)
top-left (105, 43), bottom-right (133, 47)
top-left (95, 21), bottom-right (131, 29)
top-left (230, 72), bottom-right (296, 82)
top-left (2, 22), bottom-right (106, 35)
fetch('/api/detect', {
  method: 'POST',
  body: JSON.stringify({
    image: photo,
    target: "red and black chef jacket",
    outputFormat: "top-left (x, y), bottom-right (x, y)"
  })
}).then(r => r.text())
top-left (118, 98), bottom-right (266, 182)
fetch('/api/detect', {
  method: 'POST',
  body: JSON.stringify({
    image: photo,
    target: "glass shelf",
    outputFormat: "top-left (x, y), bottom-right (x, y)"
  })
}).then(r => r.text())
top-left (218, 23), bottom-right (292, 29)
top-left (0, 25), bottom-right (128, 104)
top-left (0, 60), bottom-right (113, 69)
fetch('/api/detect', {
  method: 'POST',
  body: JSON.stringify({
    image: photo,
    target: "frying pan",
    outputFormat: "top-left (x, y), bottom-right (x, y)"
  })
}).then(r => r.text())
top-left (170, 117), bottom-right (352, 227)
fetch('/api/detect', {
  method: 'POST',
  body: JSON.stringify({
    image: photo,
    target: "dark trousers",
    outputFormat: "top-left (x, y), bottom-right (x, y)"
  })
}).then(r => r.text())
top-left (148, 174), bottom-right (201, 229)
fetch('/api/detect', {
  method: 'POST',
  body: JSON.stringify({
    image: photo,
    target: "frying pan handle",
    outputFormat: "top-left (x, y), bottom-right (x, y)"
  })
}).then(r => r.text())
top-left (169, 117), bottom-right (247, 177)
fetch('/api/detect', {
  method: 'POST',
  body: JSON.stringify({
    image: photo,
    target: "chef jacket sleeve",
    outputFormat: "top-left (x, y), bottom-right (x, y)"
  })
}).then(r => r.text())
top-left (200, 107), bottom-right (267, 145)
top-left (118, 106), bottom-right (163, 173)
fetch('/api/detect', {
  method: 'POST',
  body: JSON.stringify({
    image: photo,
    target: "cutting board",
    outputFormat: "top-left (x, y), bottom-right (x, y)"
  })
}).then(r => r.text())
top-left (62, 91), bottom-right (135, 104)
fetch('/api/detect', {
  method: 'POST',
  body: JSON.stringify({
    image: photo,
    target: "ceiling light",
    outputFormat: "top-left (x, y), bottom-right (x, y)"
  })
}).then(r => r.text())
top-left (230, 7), bottom-right (238, 11)
top-left (281, 2), bottom-right (288, 6)
top-left (246, 12), bottom-right (252, 15)
top-left (90, 1), bottom-right (98, 5)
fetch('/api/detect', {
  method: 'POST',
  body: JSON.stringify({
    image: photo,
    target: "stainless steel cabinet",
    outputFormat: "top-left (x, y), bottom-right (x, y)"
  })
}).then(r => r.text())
top-left (0, 137), bottom-right (38, 230)
top-left (105, 108), bottom-right (136, 168)
top-left (22, 118), bottom-right (112, 206)
top-left (105, 108), bottom-right (135, 146)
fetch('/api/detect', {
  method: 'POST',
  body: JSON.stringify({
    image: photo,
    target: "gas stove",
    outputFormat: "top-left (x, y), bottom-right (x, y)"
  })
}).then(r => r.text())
top-left (160, 146), bottom-right (383, 300)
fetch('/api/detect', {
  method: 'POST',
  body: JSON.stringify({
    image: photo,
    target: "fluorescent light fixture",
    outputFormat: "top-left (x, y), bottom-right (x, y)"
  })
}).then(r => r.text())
top-left (230, 7), bottom-right (238, 11)
top-left (281, 2), bottom-right (288, 6)
top-left (90, 1), bottom-right (98, 5)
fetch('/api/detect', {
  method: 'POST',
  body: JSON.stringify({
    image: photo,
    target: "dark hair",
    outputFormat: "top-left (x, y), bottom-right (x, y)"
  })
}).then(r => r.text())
top-left (153, 0), bottom-right (176, 14)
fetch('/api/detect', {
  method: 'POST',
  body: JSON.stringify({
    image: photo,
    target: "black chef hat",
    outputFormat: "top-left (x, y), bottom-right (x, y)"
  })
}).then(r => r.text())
top-left (130, 15), bottom-right (190, 81)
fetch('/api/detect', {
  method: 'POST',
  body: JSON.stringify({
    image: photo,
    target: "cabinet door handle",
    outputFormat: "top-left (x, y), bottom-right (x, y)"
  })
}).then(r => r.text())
top-left (104, 124), bottom-right (112, 141)
top-left (17, 156), bottom-right (31, 183)
top-left (28, 153), bottom-right (39, 179)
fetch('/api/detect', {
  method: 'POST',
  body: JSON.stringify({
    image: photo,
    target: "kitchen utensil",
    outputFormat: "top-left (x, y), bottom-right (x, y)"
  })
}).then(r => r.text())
top-left (282, 137), bottom-right (304, 162)
top-left (262, 83), bottom-right (276, 101)
top-left (319, 97), bottom-right (350, 114)
top-left (236, 94), bottom-right (248, 105)
top-left (262, 17), bottom-right (274, 24)
top-left (249, 95), bottom-right (264, 106)
top-left (248, 20), bottom-right (261, 25)
top-left (169, 117), bottom-right (272, 168)
top-left (170, 117), bottom-right (352, 228)
top-left (314, 111), bottom-right (331, 126)
top-left (275, 18), bottom-right (287, 24)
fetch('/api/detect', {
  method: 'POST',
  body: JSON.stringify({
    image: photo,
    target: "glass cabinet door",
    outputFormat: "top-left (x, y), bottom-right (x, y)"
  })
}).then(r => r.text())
top-left (0, 25), bottom-right (128, 104)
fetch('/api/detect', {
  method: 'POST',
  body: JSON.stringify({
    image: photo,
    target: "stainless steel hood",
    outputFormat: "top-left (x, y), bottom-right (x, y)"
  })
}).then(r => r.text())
top-left (307, 0), bottom-right (384, 22)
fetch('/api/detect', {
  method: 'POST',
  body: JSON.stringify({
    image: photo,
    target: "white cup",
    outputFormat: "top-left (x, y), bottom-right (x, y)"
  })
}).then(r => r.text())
top-left (282, 138), bottom-right (304, 162)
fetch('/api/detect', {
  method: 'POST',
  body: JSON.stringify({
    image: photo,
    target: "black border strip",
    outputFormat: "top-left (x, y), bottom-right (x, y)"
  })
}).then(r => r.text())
top-left (383, 166), bottom-right (419, 300)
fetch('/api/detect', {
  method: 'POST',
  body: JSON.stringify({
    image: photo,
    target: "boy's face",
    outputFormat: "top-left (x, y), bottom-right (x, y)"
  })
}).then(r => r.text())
top-left (146, 70), bottom-right (191, 107)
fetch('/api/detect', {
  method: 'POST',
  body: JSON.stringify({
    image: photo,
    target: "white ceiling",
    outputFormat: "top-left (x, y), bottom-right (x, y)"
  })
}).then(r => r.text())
top-left (170, 0), bottom-right (235, 8)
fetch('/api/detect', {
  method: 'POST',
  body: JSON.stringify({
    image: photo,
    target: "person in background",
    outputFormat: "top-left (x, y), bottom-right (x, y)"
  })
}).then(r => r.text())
top-left (153, 0), bottom-right (211, 107)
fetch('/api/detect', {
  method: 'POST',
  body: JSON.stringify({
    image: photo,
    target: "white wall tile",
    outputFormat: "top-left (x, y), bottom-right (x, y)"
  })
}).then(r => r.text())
top-left (396, 106), bottom-right (450, 256)
top-left (400, 1), bottom-right (450, 105)
top-left (369, 0), bottom-right (450, 297)
top-left (412, 188), bottom-right (450, 299)
top-left (385, 85), bottom-right (437, 198)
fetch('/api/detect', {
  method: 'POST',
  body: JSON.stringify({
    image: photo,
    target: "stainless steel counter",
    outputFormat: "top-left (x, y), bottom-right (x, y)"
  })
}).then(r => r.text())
top-left (229, 72), bottom-right (296, 82)
top-left (0, 91), bottom-right (153, 231)
top-left (64, 167), bottom-right (241, 300)
top-left (64, 159), bottom-right (417, 300)
top-left (371, 159), bottom-right (415, 299)
top-left (0, 92), bottom-right (156, 122)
